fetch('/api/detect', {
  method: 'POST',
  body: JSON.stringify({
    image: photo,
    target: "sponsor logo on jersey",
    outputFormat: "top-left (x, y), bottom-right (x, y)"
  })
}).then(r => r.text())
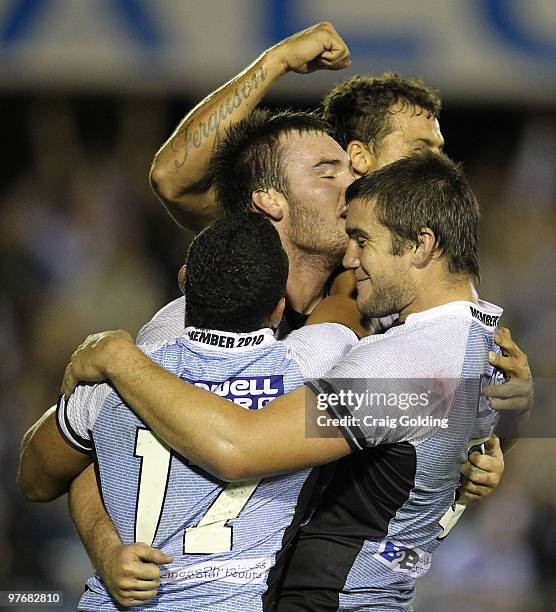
top-left (183, 376), bottom-right (284, 409)
top-left (374, 539), bottom-right (432, 578)
top-left (161, 557), bottom-right (272, 585)
top-left (469, 306), bottom-right (500, 328)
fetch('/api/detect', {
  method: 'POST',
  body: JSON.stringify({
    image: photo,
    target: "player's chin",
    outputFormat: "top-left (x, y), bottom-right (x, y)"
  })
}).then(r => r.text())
top-left (357, 292), bottom-right (394, 321)
top-left (356, 293), bottom-right (373, 317)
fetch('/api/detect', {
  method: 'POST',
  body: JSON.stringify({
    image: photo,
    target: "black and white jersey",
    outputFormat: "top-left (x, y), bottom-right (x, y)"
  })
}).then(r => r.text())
top-left (277, 300), bottom-right (503, 611)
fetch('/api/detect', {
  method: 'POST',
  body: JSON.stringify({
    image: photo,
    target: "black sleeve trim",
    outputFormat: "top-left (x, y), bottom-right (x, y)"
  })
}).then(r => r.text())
top-left (305, 379), bottom-right (363, 451)
top-left (55, 394), bottom-right (93, 454)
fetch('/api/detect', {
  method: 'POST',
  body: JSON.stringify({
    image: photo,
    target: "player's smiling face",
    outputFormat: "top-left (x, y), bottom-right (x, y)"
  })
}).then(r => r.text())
top-left (343, 197), bottom-right (416, 318)
top-left (280, 131), bottom-right (354, 264)
top-left (370, 104), bottom-right (444, 171)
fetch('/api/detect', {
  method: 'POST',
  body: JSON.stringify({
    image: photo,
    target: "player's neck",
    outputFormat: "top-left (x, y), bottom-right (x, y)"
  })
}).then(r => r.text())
top-left (285, 255), bottom-right (335, 314)
top-left (398, 276), bottom-right (477, 322)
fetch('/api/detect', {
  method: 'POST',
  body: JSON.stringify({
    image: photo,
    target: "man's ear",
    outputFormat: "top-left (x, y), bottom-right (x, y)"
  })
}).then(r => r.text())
top-left (270, 297), bottom-right (286, 329)
top-left (252, 189), bottom-right (286, 221)
top-left (178, 264), bottom-right (187, 294)
top-left (412, 227), bottom-right (438, 267)
top-left (346, 140), bottom-right (377, 176)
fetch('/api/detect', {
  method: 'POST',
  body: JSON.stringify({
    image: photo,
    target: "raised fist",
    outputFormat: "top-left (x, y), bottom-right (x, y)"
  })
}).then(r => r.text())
top-left (267, 22), bottom-right (351, 74)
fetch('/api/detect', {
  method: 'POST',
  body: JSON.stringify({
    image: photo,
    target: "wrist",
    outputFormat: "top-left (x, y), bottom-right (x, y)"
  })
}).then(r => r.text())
top-left (101, 335), bottom-right (138, 379)
top-left (261, 47), bottom-right (289, 78)
top-left (86, 516), bottom-right (122, 577)
top-left (95, 540), bottom-right (120, 579)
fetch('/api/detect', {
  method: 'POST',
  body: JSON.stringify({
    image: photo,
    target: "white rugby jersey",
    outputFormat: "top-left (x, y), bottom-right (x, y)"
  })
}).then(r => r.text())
top-left (57, 323), bottom-right (357, 612)
top-left (279, 299), bottom-right (503, 611)
top-left (136, 296), bottom-right (186, 345)
top-left (136, 295), bottom-right (312, 344)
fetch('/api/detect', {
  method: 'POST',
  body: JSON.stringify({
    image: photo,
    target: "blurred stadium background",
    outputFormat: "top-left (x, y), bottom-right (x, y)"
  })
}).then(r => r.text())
top-left (1, 1), bottom-right (555, 610)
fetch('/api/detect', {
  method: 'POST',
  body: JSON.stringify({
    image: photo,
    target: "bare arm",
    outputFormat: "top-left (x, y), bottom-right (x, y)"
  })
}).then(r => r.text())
top-left (307, 306), bottom-right (524, 501)
top-left (69, 466), bottom-right (120, 571)
top-left (307, 270), bottom-right (368, 338)
top-left (18, 406), bottom-right (91, 501)
top-left (69, 467), bottom-right (172, 608)
top-left (62, 333), bottom-right (351, 481)
top-left (150, 21), bottom-right (350, 231)
top-left (18, 399), bottom-right (165, 606)
top-left (62, 325), bottom-right (531, 502)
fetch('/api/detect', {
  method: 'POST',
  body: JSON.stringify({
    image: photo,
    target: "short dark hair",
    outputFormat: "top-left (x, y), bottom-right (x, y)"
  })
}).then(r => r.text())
top-left (184, 213), bottom-right (289, 332)
top-left (322, 73), bottom-right (441, 150)
top-left (346, 151), bottom-right (480, 279)
top-left (209, 108), bottom-right (331, 214)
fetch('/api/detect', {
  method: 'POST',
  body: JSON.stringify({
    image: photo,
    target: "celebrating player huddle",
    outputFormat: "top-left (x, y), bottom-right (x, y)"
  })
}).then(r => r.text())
top-left (57, 214), bottom-right (358, 610)
top-left (18, 21), bottom-right (531, 612)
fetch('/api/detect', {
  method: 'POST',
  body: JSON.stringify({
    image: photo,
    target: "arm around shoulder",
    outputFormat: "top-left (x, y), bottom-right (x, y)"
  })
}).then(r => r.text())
top-left (18, 406), bottom-right (91, 501)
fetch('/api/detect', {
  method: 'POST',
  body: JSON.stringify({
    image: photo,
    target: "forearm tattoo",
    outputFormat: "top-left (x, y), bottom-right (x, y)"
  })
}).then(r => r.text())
top-left (172, 65), bottom-right (268, 168)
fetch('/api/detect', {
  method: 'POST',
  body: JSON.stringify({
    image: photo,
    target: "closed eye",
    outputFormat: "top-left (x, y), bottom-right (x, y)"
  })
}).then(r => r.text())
top-left (350, 236), bottom-right (366, 248)
top-left (347, 228), bottom-right (370, 247)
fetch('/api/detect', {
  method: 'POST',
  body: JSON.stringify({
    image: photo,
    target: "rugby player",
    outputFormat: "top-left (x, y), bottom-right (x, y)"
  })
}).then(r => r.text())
top-left (145, 20), bottom-right (528, 410)
top-left (61, 152), bottom-right (519, 610)
top-left (61, 21), bottom-right (529, 606)
top-left (18, 213), bottom-right (358, 610)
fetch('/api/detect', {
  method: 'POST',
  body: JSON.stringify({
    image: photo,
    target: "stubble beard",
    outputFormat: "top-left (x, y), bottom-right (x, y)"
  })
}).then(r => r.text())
top-left (285, 196), bottom-right (347, 271)
top-left (358, 271), bottom-right (414, 319)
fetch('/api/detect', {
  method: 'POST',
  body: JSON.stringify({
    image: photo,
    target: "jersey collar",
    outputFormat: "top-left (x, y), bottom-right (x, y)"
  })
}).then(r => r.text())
top-left (182, 326), bottom-right (276, 351)
top-left (404, 299), bottom-right (503, 330)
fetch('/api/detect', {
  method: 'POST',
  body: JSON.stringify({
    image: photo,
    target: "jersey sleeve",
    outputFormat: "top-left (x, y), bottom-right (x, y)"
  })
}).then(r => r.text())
top-left (56, 383), bottom-right (112, 453)
top-left (136, 296), bottom-right (186, 345)
top-left (283, 323), bottom-right (359, 379)
top-left (307, 318), bottom-right (471, 450)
